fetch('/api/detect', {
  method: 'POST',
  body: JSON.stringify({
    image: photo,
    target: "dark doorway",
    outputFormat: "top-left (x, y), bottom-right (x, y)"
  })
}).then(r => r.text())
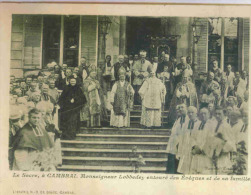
top-left (126, 17), bottom-right (162, 59)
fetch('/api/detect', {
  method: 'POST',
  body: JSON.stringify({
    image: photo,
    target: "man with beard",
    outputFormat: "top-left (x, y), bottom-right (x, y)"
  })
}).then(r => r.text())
top-left (81, 68), bottom-right (107, 127)
top-left (110, 67), bottom-right (134, 128)
top-left (168, 71), bottom-right (198, 125)
top-left (58, 76), bottom-right (86, 139)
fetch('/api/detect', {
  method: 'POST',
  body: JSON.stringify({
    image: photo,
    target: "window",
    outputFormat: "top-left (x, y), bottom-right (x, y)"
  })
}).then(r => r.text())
top-left (224, 18), bottom-right (238, 71)
top-left (42, 15), bottom-right (61, 68)
top-left (24, 15), bottom-right (42, 69)
top-left (208, 17), bottom-right (239, 71)
top-left (63, 15), bottom-right (80, 67)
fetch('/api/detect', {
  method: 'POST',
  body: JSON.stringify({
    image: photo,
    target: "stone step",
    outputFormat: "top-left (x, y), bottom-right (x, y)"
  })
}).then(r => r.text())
top-left (62, 148), bottom-right (169, 158)
top-left (79, 127), bottom-right (171, 136)
top-left (62, 156), bottom-right (167, 167)
top-left (129, 116), bottom-right (168, 122)
top-left (108, 110), bottom-right (169, 116)
top-left (61, 140), bottom-right (168, 150)
top-left (57, 165), bottom-right (166, 173)
top-left (75, 134), bottom-right (169, 142)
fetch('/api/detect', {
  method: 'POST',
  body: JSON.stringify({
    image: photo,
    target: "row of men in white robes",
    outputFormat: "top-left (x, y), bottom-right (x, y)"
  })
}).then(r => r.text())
top-left (167, 104), bottom-right (248, 175)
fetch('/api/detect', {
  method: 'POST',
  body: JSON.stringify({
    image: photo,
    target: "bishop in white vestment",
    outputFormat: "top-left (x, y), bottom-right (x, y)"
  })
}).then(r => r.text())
top-left (139, 69), bottom-right (166, 128)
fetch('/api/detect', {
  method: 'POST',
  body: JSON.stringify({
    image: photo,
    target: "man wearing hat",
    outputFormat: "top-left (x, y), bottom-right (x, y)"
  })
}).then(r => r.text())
top-left (132, 50), bottom-right (152, 105)
top-left (110, 67), bottom-right (134, 128)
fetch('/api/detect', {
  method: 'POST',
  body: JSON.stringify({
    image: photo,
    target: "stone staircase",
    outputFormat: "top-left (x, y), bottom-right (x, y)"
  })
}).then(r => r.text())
top-left (58, 105), bottom-right (171, 173)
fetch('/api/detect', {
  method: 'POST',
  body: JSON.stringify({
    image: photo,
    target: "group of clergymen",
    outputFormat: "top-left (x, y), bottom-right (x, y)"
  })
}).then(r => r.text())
top-left (9, 49), bottom-right (249, 174)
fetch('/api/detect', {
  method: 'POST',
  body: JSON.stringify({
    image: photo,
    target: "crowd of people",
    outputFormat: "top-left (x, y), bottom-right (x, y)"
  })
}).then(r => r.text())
top-left (9, 49), bottom-right (249, 174)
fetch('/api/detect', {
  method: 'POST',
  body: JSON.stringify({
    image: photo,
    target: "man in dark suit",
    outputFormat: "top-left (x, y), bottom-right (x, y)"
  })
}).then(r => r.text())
top-left (113, 55), bottom-right (129, 81)
top-left (156, 54), bottom-right (173, 75)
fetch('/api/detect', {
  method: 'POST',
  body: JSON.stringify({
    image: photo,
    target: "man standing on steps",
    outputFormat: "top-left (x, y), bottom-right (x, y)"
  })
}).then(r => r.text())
top-left (132, 50), bottom-right (152, 105)
top-left (139, 67), bottom-right (166, 129)
top-left (165, 104), bottom-right (182, 173)
top-left (110, 67), bottom-right (134, 128)
top-left (189, 107), bottom-right (217, 174)
top-left (176, 106), bottom-right (200, 174)
top-left (82, 66), bottom-right (107, 127)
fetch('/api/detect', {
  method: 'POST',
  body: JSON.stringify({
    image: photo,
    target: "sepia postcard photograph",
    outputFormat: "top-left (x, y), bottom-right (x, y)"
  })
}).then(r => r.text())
top-left (1, 1), bottom-right (251, 195)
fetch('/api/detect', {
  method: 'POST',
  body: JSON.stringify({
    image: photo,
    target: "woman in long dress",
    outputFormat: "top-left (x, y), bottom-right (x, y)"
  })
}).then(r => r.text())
top-left (58, 76), bottom-right (86, 140)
